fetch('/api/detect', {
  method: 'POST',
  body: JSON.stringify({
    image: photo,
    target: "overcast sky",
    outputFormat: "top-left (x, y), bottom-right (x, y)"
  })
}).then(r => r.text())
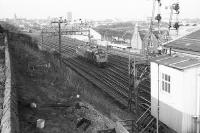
top-left (0, 0), bottom-right (199, 20)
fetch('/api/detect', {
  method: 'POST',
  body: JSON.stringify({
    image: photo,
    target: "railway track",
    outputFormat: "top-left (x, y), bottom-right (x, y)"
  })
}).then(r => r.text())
top-left (40, 35), bottom-right (151, 110)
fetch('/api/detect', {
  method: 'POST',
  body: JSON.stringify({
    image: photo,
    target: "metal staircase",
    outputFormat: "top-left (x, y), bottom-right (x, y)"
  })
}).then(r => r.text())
top-left (119, 107), bottom-right (156, 133)
top-left (136, 107), bottom-right (156, 133)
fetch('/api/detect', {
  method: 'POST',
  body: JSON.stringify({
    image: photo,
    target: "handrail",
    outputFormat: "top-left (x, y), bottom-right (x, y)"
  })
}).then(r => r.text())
top-left (139, 118), bottom-right (155, 133)
top-left (136, 107), bottom-right (151, 124)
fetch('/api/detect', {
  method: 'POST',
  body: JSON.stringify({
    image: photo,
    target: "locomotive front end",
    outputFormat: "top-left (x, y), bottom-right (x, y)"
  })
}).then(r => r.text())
top-left (95, 49), bottom-right (108, 67)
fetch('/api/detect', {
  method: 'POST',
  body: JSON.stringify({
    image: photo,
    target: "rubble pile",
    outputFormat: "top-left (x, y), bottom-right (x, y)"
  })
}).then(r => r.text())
top-left (71, 102), bottom-right (115, 132)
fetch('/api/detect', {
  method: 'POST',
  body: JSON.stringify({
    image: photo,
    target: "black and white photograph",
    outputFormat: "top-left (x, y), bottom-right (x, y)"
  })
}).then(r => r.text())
top-left (0, 0), bottom-right (200, 132)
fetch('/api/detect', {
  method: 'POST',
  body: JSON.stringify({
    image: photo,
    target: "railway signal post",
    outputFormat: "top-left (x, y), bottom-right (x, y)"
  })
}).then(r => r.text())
top-left (127, 46), bottom-right (137, 113)
top-left (128, 46), bottom-right (132, 110)
top-left (168, 2), bottom-right (180, 38)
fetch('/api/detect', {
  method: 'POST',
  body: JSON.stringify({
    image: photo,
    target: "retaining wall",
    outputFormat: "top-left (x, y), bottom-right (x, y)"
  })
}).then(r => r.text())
top-left (1, 35), bottom-right (19, 133)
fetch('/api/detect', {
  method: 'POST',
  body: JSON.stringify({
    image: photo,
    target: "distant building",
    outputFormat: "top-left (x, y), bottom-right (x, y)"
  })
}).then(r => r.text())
top-left (69, 28), bottom-right (101, 42)
top-left (152, 29), bottom-right (169, 43)
top-left (131, 23), bottom-right (143, 50)
top-left (67, 12), bottom-right (72, 22)
top-left (89, 28), bottom-right (101, 41)
top-left (164, 28), bottom-right (200, 57)
top-left (14, 13), bottom-right (17, 20)
top-left (130, 26), bottom-right (160, 54)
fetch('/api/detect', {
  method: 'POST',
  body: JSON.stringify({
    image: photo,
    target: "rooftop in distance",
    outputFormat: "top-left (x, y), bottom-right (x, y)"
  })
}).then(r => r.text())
top-left (164, 28), bottom-right (200, 53)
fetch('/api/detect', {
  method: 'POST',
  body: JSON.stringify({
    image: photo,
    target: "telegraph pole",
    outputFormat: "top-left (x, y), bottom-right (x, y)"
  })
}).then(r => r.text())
top-left (51, 17), bottom-right (65, 66)
top-left (42, 18), bottom-right (91, 66)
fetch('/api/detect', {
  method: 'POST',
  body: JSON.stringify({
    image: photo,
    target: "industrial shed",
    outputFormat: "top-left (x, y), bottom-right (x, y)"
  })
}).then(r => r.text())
top-left (69, 28), bottom-right (101, 42)
top-left (151, 54), bottom-right (200, 133)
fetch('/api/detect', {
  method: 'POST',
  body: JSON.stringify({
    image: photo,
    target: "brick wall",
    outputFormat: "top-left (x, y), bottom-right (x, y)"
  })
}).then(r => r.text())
top-left (1, 35), bottom-right (19, 133)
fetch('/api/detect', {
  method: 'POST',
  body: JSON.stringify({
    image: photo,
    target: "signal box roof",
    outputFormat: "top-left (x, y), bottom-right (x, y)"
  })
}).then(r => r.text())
top-left (164, 28), bottom-right (200, 53)
top-left (151, 54), bottom-right (200, 70)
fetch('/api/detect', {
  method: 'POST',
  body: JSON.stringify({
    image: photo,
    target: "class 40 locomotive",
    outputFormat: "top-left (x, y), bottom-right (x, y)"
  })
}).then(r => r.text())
top-left (76, 44), bottom-right (108, 67)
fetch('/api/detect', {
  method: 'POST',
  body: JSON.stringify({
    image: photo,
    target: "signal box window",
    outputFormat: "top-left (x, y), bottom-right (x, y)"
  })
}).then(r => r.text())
top-left (162, 73), bottom-right (170, 93)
